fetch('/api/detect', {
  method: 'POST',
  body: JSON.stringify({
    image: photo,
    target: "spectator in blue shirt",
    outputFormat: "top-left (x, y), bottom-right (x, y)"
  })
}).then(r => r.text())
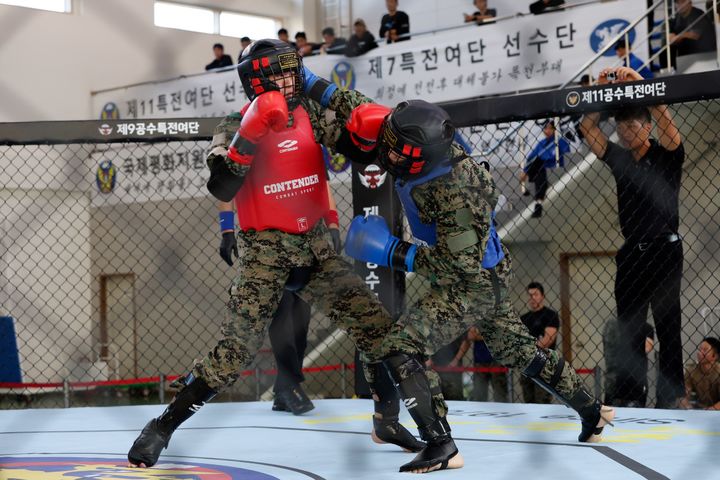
top-left (520, 121), bottom-right (570, 218)
top-left (615, 41), bottom-right (653, 79)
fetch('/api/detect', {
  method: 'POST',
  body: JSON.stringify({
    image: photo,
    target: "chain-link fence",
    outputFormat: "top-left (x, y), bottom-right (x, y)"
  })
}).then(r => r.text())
top-left (1, 73), bottom-right (719, 410)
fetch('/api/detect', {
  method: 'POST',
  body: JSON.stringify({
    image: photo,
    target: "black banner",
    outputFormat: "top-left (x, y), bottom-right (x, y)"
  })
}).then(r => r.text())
top-left (441, 70), bottom-right (720, 127)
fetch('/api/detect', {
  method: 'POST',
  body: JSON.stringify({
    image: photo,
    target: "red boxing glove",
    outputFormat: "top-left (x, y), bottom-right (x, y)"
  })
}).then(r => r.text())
top-left (346, 103), bottom-right (392, 152)
top-left (228, 91), bottom-right (289, 164)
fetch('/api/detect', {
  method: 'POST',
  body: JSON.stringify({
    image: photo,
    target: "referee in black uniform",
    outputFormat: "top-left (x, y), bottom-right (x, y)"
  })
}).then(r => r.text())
top-left (580, 66), bottom-right (685, 409)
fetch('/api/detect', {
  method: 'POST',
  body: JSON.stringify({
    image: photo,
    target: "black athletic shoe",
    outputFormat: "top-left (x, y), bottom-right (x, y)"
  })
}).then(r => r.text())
top-left (128, 418), bottom-right (171, 467)
top-left (531, 203), bottom-right (543, 218)
top-left (399, 436), bottom-right (459, 472)
top-left (272, 395), bottom-right (289, 412)
top-left (276, 385), bottom-right (314, 415)
top-left (372, 417), bottom-right (426, 452)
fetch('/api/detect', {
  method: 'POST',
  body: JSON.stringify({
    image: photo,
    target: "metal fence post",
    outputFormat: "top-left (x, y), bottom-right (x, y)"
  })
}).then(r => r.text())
top-left (158, 373), bottom-right (165, 404)
top-left (62, 379), bottom-right (70, 408)
top-left (340, 363), bottom-right (347, 399)
top-left (507, 368), bottom-right (514, 403)
top-left (255, 366), bottom-right (261, 401)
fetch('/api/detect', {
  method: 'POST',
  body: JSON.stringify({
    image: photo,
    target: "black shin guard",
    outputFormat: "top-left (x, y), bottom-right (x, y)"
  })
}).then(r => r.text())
top-left (523, 349), bottom-right (611, 442)
top-left (369, 362), bottom-right (425, 452)
top-left (128, 374), bottom-right (217, 467)
top-left (383, 354), bottom-right (459, 472)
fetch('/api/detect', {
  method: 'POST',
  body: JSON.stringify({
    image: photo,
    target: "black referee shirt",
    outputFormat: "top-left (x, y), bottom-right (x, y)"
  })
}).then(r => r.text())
top-left (521, 307), bottom-right (560, 350)
top-left (601, 140), bottom-right (684, 242)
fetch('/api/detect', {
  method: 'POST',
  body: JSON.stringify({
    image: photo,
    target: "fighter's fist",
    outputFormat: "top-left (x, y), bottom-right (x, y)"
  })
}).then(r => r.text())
top-left (346, 103), bottom-right (392, 152)
top-left (228, 91), bottom-right (289, 164)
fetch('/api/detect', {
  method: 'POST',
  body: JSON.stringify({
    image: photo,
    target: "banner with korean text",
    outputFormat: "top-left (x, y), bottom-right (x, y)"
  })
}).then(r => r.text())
top-left (91, 0), bottom-right (648, 120)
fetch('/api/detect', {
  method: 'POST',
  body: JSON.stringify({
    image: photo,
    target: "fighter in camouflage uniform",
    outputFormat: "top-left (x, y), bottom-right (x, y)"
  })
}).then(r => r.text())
top-left (126, 39), bottom-right (423, 468)
top-left (342, 100), bottom-right (617, 473)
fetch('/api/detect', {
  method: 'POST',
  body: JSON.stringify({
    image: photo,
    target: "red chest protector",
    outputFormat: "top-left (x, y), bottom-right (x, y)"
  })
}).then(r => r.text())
top-left (234, 105), bottom-right (329, 234)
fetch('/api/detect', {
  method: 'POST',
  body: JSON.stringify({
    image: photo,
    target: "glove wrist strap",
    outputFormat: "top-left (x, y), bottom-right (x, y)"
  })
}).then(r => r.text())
top-left (219, 211), bottom-right (234, 232)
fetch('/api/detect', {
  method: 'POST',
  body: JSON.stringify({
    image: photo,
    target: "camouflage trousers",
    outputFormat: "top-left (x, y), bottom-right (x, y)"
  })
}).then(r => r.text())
top-left (368, 253), bottom-right (583, 415)
top-left (192, 222), bottom-right (398, 390)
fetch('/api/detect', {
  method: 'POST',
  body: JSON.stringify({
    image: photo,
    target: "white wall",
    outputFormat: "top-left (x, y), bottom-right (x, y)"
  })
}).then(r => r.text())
top-left (0, 0), bottom-right (305, 122)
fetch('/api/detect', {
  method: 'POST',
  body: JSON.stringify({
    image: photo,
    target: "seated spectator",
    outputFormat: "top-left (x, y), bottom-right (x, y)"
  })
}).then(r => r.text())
top-left (345, 19), bottom-right (378, 57)
top-left (519, 282), bottom-right (559, 404)
top-left (519, 120), bottom-right (570, 218)
top-left (468, 327), bottom-right (508, 402)
top-left (319, 27), bottom-right (347, 55)
top-left (278, 28), bottom-right (296, 48)
top-left (615, 41), bottom-right (653, 79)
top-left (380, 0), bottom-right (410, 43)
top-left (240, 36), bottom-right (252, 53)
top-left (464, 0), bottom-right (497, 25)
top-left (670, 0), bottom-right (716, 56)
top-left (529, 0), bottom-right (565, 15)
top-left (205, 43), bottom-right (233, 71)
top-left (680, 337), bottom-right (720, 410)
top-left (294, 31), bottom-right (314, 57)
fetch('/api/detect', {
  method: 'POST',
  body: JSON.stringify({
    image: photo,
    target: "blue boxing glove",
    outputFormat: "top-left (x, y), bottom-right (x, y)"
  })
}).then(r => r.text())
top-left (303, 66), bottom-right (337, 108)
top-left (345, 215), bottom-right (417, 272)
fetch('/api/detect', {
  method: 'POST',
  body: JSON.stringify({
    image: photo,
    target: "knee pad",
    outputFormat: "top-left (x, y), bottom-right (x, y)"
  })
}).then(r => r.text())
top-left (382, 353), bottom-right (426, 385)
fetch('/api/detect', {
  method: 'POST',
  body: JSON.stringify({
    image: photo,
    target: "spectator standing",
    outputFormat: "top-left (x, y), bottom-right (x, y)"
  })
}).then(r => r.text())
top-left (580, 66), bottom-right (685, 409)
top-left (380, 0), bottom-right (410, 43)
top-left (519, 120), bottom-right (570, 218)
top-left (345, 19), bottom-right (378, 57)
top-left (519, 282), bottom-right (560, 404)
top-left (294, 32), bottom-right (314, 57)
top-left (680, 337), bottom-right (720, 410)
top-left (277, 28), bottom-right (297, 48)
top-left (604, 320), bottom-right (655, 407)
top-left (529, 0), bottom-right (565, 14)
top-left (615, 41), bottom-right (653, 79)
top-left (240, 37), bottom-right (252, 53)
top-left (670, 0), bottom-right (716, 56)
top-left (320, 27), bottom-right (347, 55)
top-left (205, 43), bottom-right (233, 71)
top-left (464, 0), bottom-right (497, 25)
top-left (468, 327), bottom-right (508, 402)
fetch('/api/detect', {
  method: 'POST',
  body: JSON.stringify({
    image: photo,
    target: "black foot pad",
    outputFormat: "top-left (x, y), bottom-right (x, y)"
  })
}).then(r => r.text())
top-left (128, 419), bottom-right (171, 467)
top-left (373, 417), bottom-right (426, 452)
top-left (399, 437), bottom-right (458, 472)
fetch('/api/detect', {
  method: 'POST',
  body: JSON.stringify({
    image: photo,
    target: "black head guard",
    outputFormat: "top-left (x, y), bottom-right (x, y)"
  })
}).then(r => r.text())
top-left (237, 39), bottom-right (305, 109)
top-left (377, 100), bottom-right (455, 179)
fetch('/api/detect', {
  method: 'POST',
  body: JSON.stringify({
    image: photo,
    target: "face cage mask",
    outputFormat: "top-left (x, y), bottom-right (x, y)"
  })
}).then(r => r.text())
top-left (243, 54), bottom-right (305, 110)
top-left (376, 120), bottom-right (450, 180)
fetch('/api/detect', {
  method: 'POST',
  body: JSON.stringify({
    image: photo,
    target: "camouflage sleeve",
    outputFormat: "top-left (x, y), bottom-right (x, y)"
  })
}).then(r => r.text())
top-left (413, 153), bottom-right (498, 278)
top-left (206, 113), bottom-right (249, 177)
top-left (306, 89), bottom-right (374, 150)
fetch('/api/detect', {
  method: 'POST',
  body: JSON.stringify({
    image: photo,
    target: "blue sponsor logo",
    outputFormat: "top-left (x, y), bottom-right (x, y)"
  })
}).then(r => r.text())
top-left (590, 19), bottom-right (635, 57)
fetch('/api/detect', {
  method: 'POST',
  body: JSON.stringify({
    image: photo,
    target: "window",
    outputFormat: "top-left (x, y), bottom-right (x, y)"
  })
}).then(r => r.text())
top-left (0, 0), bottom-right (70, 13)
top-left (220, 11), bottom-right (279, 40)
top-left (154, 1), bottom-right (279, 39)
top-left (154, 1), bottom-right (214, 34)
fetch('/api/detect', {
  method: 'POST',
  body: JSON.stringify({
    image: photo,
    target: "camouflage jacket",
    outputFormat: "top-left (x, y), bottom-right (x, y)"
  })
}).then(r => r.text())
top-left (409, 145), bottom-right (501, 285)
